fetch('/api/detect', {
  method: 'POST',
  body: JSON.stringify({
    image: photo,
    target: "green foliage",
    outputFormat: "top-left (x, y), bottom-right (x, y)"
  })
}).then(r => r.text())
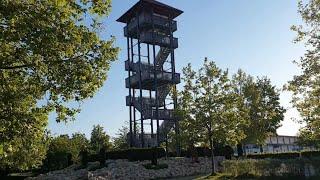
top-left (177, 59), bottom-right (250, 174)
top-left (176, 61), bottom-right (284, 161)
top-left (232, 70), bottom-right (285, 145)
top-left (0, 0), bottom-right (118, 170)
top-left (70, 133), bottom-right (90, 162)
top-left (0, 129), bottom-right (50, 171)
top-left (247, 152), bottom-right (301, 159)
top-left (177, 59), bottom-right (247, 148)
top-left (80, 150), bottom-right (88, 168)
top-left (301, 151), bottom-right (320, 158)
top-left (286, 0), bottom-right (320, 147)
top-left (168, 146), bottom-right (234, 159)
top-left (106, 149), bottom-right (129, 160)
top-left (98, 148), bottom-right (106, 166)
top-left (42, 152), bottom-right (71, 171)
top-left (246, 151), bottom-right (320, 159)
top-left (84, 148), bottom-right (166, 162)
top-left (113, 126), bottom-right (130, 150)
top-left (45, 133), bottom-right (89, 169)
top-left (90, 125), bottom-right (112, 153)
top-left (127, 148), bottom-right (166, 162)
top-left (223, 158), bottom-right (320, 177)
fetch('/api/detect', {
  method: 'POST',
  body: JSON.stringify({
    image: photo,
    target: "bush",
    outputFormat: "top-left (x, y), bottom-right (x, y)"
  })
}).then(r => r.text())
top-left (127, 148), bottom-right (165, 161)
top-left (245, 151), bottom-right (320, 160)
top-left (88, 154), bottom-right (99, 162)
top-left (99, 148), bottom-right (106, 166)
top-left (247, 152), bottom-right (301, 159)
top-left (42, 152), bottom-right (71, 171)
top-left (222, 158), bottom-right (320, 177)
top-left (301, 151), bottom-right (320, 158)
top-left (80, 151), bottom-right (88, 167)
top-left (168, 146), bottom-right (234, 159)
top-left (106, 149), bottom-right (128, 160)
top-left (85, 147), bottom-right (166, 162)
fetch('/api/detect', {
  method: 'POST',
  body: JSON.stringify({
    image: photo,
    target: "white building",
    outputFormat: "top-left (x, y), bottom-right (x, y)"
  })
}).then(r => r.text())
top-left (244, 135), bottom-right (317, 154)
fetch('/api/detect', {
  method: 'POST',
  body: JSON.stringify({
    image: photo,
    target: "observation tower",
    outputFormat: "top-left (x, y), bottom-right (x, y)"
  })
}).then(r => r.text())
top-left (117, 0), bottom-right (183, 152)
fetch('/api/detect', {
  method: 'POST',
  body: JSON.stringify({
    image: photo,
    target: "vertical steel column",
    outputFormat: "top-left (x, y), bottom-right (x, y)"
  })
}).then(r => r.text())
top-left (136, 12), bottom-right (144, 148)
top-left (151, 8), bottom-right (160, 146)
top-left (127, 23), bottom-right (133, 147)
top-left (130, 38), bottom-right (137, 143)
top-left (169, 16), bottom-right (180, 156)
top-left (147, 44), bottom-right (154, 139)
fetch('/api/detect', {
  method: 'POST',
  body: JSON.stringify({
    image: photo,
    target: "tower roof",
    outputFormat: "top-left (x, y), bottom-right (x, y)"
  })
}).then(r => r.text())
top-left (117, 0), bottom-right (183, 23)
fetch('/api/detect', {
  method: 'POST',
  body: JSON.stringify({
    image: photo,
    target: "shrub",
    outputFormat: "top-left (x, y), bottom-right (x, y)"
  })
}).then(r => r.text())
top-left (127, 148), bottom-right (165, 161)
top-left (247, 152), bottom-right (300, 159)
top-left (169, 146), bottom-right (234, 159)
top-left (99, 148), bottom-right (106, 166)
top-left (85, 147), bottom-right (166, 162)
top-left (222, 158), bottom-right (320, 177)
top-left (106, 149), bottom-right (128, 160)
top-left (42, 152), bottom-right (71, 171)
top-left (88, 154), bottom-right (99, 162)
top-left (245, 151), bottom-right (320, 160)
top-left (301, 151), bottom-right (320, 158)
top-left (80, 150), bottom-right (88, 167)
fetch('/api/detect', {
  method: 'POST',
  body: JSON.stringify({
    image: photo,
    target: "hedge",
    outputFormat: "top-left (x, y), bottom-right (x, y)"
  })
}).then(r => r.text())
top-left (42, 152), bottom-right (72, 171)
top-left (246, 151), bottom-right (320, 159)
top-left (247, 152), bottom-right (300, 159)
top-left (301, 151), bottom-right (320, 158)
top-left (168, 146), bottom-right (234, 159)
top-left (85, 147), bottom-right (166, 162)
top-left (223, 158), bottom-right (320, 177)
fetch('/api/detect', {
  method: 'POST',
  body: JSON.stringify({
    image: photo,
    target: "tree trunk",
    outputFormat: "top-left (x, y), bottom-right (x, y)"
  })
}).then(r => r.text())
top-left (260, 144), bottom-right (263, 153)
top-left (209, 138), bottom-right (216, 175)
top-left (237, 143), bottom-right (244, 157)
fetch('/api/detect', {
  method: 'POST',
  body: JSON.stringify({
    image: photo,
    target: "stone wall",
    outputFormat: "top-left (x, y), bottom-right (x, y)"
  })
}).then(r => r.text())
top-left (29, 157), bottom-right (224, 180)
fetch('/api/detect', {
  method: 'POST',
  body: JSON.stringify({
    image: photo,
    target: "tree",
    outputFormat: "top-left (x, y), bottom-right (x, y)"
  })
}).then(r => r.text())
top-left (286, 0), bottom-right (320, 146)
top-left (47, 135), bottom-right (71, 155)
top-left (90, 125), bottom-right (112, 153)
top-left (46, 133), bottom-right (89, 166)
top-left (0, 129), bottom-right (50, 172)
top-left (0, 0), bottom-right (118, 170)
top-left (232, 70), bottom-right (285, 155)
top-left (113, 126), bottom-right (130, 150)
top-left (250, 78), bottom-right (285, 144)
top-left (45, 134), bottom-right (72, 170)
top-left (178, 59), bottom-right (247, 174)
top-left (70, 133), bottom-right (90, 162)
top-left (176, 64), bottom-right (203, 150)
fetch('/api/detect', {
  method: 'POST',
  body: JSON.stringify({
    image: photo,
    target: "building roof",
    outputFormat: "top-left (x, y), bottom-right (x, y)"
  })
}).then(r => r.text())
top-left (117, 0), bottom-right (183, 23)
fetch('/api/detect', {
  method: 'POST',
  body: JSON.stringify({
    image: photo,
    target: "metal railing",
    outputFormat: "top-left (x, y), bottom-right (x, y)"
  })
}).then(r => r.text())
top-left (124, 13), bottom-right (177, 36)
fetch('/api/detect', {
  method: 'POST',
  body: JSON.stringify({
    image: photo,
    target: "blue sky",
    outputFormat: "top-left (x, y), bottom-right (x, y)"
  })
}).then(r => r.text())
top-left (48, 0), bottom-right (305, 138)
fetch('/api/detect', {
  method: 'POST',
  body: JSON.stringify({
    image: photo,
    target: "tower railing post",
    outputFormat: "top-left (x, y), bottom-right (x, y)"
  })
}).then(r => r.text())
top-left (136, 12), bottom-right (144, 148)
top-left (127, 21), bottom-right (133, 147)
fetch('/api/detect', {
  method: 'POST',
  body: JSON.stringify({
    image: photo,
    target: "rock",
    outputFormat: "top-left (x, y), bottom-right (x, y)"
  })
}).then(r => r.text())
top-left (31, 157), bottom-right (225, 180)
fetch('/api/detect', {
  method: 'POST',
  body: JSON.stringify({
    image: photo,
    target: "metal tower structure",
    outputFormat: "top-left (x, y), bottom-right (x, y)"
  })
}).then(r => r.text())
top-left (117, 0), bottom-right (183, 151)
